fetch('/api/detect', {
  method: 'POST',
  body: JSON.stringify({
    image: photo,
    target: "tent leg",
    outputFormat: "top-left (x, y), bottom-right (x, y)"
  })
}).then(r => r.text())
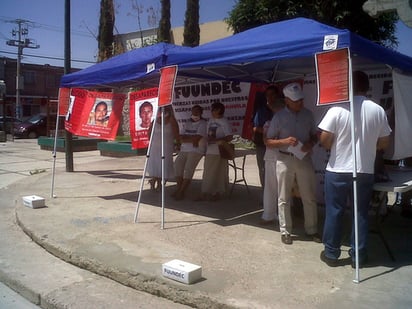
top-left (134, 116), bottom-right (157, 223)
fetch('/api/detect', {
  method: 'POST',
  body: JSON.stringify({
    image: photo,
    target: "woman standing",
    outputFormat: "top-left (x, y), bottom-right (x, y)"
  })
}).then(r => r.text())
top-left (147, 105), bottom-right (180, 191)
top-left (198, 102), bottom-right (233, 201)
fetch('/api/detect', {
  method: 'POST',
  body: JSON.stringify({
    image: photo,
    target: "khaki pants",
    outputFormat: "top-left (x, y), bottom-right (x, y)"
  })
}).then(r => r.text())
top-left (276, 153), bottom-right (318, 235)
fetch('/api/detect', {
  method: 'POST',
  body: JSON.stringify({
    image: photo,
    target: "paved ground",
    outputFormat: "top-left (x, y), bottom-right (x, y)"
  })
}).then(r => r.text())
top-left (1, 139), bottom-right (412, 308)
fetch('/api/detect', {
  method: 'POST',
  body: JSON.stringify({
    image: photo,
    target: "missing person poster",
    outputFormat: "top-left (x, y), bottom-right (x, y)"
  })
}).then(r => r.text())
top-left (129, 87), bottom-right (159, 149)
top-left (58, 87), bottom-right (71, 116)
top-left (65, 89), bottom-right (126, 140)
top-left (315, 48), bottom-right (350, 106)
top-left (158, 65), bottom-right (178, 107)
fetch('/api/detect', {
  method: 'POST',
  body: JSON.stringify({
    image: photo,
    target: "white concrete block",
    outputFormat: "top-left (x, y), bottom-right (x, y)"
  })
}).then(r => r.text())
top-left (162, 259), bottom-right (202, 284)
top-left (22, 195), bottom-right (46, 209)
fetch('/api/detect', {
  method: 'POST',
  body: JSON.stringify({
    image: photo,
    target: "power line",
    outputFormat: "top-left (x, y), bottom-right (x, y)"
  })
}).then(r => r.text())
top-left (0, 50), bottom-right (95, 64)
top-left (6, 19), bottom-right (40, 119)
top-left (0, 16), bottom-right (95, 38)
top-left (31, 21), bottom-right (95, 38)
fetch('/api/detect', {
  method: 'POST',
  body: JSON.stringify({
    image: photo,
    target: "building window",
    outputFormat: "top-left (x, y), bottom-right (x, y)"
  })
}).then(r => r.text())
top-left (23, 71), bottom-right (36, 85)
top-left (46, 74), bottom-right (62, 89)
top-left (22, 104), bottom-right (31, 117)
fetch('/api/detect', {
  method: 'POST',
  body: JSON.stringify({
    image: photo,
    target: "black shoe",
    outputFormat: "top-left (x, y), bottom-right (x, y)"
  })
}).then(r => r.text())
top-left (348, 249), bottom-right (369, 268)
top-left (320, 251), bottom-right (338, 267)
top-left (281, 234), bottom-right (293, 245)
top-left (306, 233), bottom-right (322, 243)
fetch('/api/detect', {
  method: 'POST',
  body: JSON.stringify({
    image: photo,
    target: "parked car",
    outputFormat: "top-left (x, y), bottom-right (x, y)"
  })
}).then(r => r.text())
top-left (14, 114), bottom-right (64, 139)
top-left (0, 116), bottom-right (22, 134)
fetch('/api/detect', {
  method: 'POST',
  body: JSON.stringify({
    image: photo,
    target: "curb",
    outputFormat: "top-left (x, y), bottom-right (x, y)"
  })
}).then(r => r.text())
top-left (15, 209), bottom-right (234, 309)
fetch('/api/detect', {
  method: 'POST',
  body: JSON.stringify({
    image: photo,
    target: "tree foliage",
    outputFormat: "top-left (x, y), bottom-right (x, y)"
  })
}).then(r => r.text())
top-left (226, 0), bottom-right (398, 48)
top-left (97, 0), bottom-right (115, 62)
top-left (158, 0), bottom-right (171, 43)
top-left (183, 0), bottom-right (200, 47)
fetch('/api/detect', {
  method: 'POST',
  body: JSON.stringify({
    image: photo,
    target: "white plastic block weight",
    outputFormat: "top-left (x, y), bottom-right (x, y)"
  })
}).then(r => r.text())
top-left (22, 195), bottom-right (45, 209)
top-left (162, 259), bottom-right (202, 284)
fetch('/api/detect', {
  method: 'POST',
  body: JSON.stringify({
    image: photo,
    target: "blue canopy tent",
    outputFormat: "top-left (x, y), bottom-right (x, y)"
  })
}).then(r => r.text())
top-left (61, 18), bottom-right (412, 89)
top-left (61, 18), bottom-right (412, 276)
top-left (60, 42), bottom-right (191, 89)
top-left (168, 17), bottom-right (412, 82)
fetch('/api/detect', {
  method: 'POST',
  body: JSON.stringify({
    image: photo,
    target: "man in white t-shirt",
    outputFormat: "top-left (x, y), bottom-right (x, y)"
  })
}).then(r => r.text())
top-left (318, 71), bottom-right (391, 268)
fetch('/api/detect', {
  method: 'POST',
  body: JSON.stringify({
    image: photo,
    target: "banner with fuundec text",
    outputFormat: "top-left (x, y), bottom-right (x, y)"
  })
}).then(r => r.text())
top-left (129, 81), bottom-right (267, 149)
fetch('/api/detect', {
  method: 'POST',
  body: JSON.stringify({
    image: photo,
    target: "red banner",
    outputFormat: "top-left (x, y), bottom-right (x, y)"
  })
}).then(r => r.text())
top-left (315, 48), bottom-right (350, 105)
top-left (58, 87), bottom-right (71, 116)
top-left (65, 89), bottom-right (126, 140)
top-left (158, 65), bottom-right (178, 107)
top-left (129, 88), bottom-right (159, 149)
top-left (241, 81), bottom-right (303, 139)
top-left (242, 83), bottom-right (268, 139)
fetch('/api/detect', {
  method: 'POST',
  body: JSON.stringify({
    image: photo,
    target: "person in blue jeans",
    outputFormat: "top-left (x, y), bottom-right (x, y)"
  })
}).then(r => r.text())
top-left (318, 71), bottom-right (391, 267)
top-left (252, 86), bottom-right (279, 189)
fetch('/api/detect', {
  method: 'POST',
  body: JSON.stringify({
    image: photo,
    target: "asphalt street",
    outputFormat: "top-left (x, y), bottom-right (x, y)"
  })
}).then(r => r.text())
top-left (0, 139), bottom-right (190, 309)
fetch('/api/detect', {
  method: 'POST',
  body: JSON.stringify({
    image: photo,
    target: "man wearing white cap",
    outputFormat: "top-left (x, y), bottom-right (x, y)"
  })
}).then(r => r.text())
top-left (265, 82), bottom-right (320, 245)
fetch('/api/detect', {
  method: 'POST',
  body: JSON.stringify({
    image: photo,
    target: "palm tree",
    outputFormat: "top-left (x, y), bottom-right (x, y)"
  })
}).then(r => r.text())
top-left (183, 0), bottom-right (200, 47)
top-left (97, 0), bottom-right (115, 62)
top-left (158, 0), bottom-right (171, 43)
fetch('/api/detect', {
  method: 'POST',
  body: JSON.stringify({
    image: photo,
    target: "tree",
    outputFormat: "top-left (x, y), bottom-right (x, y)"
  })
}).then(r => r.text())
top-left (226, 0), bottom-right (398, 48)
top-left (97, 0), bottom-right (115, 62)
top-left (183, 0), bottom-right (200, 47)
top-left (158, 0), bottom-right (171, 43)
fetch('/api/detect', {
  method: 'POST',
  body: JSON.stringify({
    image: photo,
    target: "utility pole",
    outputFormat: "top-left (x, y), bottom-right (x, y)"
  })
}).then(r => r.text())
top-left (65, 0), bottom-right (74, 172)
top-left (6, 19), bottom-right (39, 119)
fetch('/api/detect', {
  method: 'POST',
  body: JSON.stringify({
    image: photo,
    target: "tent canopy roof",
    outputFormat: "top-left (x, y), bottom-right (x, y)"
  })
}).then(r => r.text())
top-left (61, 18), bottom-right (412, 89)
top-left (60, 42), bottom-right (191, 89)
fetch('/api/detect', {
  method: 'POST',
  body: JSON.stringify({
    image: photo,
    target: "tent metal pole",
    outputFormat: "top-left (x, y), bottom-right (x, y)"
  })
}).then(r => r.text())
top-left (51, 89), bottom-right (62, 198)
top-left (134, 110), bottom-right (157, 223)
top-left (161, 107), bottom-right (165, 229)
top-left (269, 62), bottom-right (280, 83)
top-left (348, 57), bottom-right (360, 283)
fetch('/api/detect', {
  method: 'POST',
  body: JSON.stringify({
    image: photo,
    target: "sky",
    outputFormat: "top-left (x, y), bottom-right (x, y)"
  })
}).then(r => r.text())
top-left (1, 0), bottom-right (411, 70)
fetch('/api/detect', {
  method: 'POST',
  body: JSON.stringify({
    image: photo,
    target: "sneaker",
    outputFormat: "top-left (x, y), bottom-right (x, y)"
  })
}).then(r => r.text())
top-left (281, 234), bottom-right (293, 245)
top-left (320, 251), bottom-right (338, 267)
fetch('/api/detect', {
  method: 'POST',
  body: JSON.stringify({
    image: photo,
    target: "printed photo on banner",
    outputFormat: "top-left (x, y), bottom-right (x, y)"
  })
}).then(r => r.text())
top-left (64, 88), bottom-right (87, 133)
top-left (65, 95), bottom-right (75, 121)
top-left (88, 99), bottom-right (113, 127)
top-left (129, 87), bottom-right (159, 149)
top-left (64, 89), bottom-right (125, 140)
top-left (136, 99), bottom-right (156, 130)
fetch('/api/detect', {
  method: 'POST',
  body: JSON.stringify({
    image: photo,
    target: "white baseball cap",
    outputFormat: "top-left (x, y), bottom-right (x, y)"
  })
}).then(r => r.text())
top-left (283, 82), bottom-right (304, 101)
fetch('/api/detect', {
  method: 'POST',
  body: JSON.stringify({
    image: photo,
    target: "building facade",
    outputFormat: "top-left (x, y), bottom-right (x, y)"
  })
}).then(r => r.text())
top-left (115, 20), bottom-right (233, 52)
top-left (0, 57), bottom-right (69, 119)
top-left (1, 20), bottom-right (232, 120)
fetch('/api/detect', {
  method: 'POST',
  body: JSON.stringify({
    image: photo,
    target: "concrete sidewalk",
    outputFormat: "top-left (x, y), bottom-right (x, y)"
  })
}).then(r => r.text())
top-left (1, 140), bottom-right (412, 308)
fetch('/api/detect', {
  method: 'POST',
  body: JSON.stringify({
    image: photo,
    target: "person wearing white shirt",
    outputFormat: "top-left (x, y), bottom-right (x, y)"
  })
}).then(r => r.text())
top-left (266, 82), bottom-right (320, 245)
top-left (318, 71), bottom-right (391, 268)
top-left (197, 102), bottom-right (233, 201)
top-left (173, 105), bottom-right (207, 200)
